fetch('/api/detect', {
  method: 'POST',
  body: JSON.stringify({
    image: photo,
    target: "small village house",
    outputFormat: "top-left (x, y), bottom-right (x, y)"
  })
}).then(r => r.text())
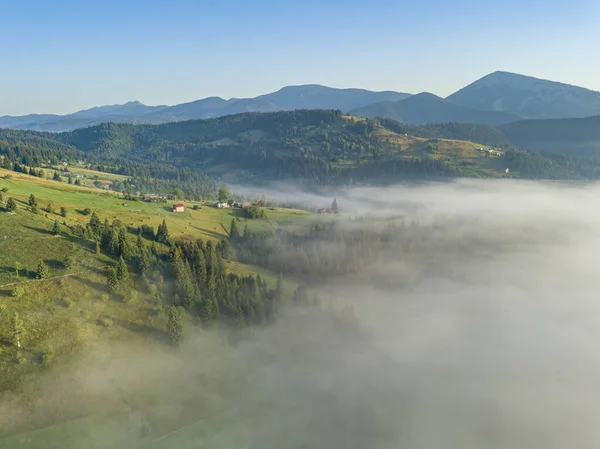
top-left (172, 203), bottom-right (185, 213)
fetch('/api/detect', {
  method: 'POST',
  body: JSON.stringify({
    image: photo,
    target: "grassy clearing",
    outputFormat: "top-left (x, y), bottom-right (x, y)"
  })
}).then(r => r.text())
top-left (0, 168), bottom-right (310, 243)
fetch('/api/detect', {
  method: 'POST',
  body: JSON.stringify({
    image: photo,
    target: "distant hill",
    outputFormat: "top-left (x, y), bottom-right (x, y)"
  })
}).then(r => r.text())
top-left (351, 92), bottom-right (521, 125)
top-left (0, 86), bottom-right (411, 132)
top-left (5, 110), bottom-right (600, 186)
top-left (446, 71), bottom-right (600, 119)
top-left (500, 115), bottom-right (600, 156)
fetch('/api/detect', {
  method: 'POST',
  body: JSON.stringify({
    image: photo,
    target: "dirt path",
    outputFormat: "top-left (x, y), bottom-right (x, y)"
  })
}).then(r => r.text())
top-left (0, 266), bottom-right (108, 289)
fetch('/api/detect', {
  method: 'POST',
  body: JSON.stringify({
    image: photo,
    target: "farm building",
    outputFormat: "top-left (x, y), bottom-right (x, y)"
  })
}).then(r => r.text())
top-left (217, 202), bottom-right (230, 209)
top-left (172, 203), bottom-right (185, 213)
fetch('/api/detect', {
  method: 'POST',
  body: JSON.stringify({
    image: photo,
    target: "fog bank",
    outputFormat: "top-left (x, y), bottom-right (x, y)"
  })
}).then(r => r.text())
top-left (4, 179), bottom-right (600, 448)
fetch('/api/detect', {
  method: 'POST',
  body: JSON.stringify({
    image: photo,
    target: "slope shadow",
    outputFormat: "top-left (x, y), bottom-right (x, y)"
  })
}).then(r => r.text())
top-left (111, 317), bottom-right (169, 344)
top-left (71, 274), bottom-right (109, 293)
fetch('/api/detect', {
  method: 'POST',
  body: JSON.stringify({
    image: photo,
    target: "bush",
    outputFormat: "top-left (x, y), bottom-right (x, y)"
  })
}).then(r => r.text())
top-left (41, 345), bottom-right (55, 367)
top-left (123, 290), bottom-right (139, 305)
top-left (82, 208), bottom-right (92, 216)
top-left (100, 293), bottom-right (109, 302)
top-left (63, 298), bottom-right (74, 308)
top-left (12, 285), bottom-right (25, 298)
top-left (100, 317), bottom-right (113, 327)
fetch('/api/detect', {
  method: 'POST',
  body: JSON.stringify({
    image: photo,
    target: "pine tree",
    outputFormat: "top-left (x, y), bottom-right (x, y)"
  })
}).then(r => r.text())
top-left (68, 175), bottom-right (73, 184)
top-left (107, 266), bottom-right (119, 293)
top-left (36, 260), bottom-right (49, 279)
top-left (95, 241), bottom-right (101, 254)
top-left (118, 227), bottom-right (135, 259)
top-left (167, 306), bottom-right (184, 346)
top-left (74, 178), bottom-right (81, 186)
top-left (5, 197), bottom-right (16, 212)
top-left (156, 219), bottom-right (170, 244)
top-left (116, 256), bottom-right (129, 281)
top-left (45, 202), bottom-right (54, 214)
top-left (11, 312), bottom-right (25, 349)
top-left (52, 219), bottom-right (60, 235)
top-left (28, 194), bottom-right (37, 207)
top-left (331, 197), bottom-right (339, 214)
top-left (88, 212), bottom-right (101, 237)
top-left (53, 171), bottom-right (61, 181)
top-left (229, 219), bottom-right (240, 240)
top-left (60, 207), bottom-right (67, 217)
top-left (275, 274), bottom-right (284, 302)
top-left (138, 248), bottom-right (151, 277)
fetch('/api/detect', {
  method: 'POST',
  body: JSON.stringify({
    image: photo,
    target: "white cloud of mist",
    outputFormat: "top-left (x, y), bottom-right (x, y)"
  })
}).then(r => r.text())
top-left (4, 179), bottom-right (600, 448)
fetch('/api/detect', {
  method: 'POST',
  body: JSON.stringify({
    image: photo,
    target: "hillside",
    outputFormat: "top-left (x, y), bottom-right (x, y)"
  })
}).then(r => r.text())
top-left (0, 86), bottom-right (411, 132)
top-left (351, 92), bottom-right (522, 125)
top-left (500, 115), bottom-right (600, 156)
top-left (447, 71), bottom-right (600, 119)
top-left (5, 110), bottom-right (600, 190)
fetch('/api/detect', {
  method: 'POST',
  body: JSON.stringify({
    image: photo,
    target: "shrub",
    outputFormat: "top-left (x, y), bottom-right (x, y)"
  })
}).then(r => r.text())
top-left (123, 290), bottom-right (139, 305)
top-left (100, 317), bottom-right (113, 327)
top-left (12, 285), bottom-right (25, 298)
top-left (63, 298), bottom-right (74, 308)
top-left (41, 345), bottom-right (55, 367)
top-left (82, 208), bottom-right (92, 216)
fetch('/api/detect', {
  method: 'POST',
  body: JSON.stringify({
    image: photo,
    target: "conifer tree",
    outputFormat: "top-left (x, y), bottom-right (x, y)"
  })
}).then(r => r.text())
top-left (36, 259), bottom-right (49, 279)
top-left (52, 219), bottom-right (60, 235)
top-left (88, 212), bottom-right (102, 238)
top-left (6, 197), bottom-right (16, 212)
top-left (138, 249), bottom-right (151, 277)
top-left (116, 256), bottom-right (129, 281)
top-left (167, 306), bottom-right (185, 346)
top-left (229, 219), bottom-right (240, 240)
top-left (28, 194), bottom-right (37, 207)
top-left (107, 266), bottom-right (119, 293)
top-left (331, 197), bottom-right (339, 214)
top-left (156, 219), bottom-right (170, 244)
top-left (60, 207), bottom-right (67, 217)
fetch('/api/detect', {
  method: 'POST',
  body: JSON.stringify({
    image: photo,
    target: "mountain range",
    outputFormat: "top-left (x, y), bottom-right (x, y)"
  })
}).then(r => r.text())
top-left (2, 71), bottom-right (600, 132)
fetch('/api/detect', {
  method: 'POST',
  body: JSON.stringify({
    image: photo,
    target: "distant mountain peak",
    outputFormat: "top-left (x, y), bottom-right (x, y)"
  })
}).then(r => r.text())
top-left (446, 71), bottom-right (600, 119)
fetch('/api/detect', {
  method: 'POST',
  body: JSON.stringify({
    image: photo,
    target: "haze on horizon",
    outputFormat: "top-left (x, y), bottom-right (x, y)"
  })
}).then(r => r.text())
top-left (1, 0), bottom-right (599, 116)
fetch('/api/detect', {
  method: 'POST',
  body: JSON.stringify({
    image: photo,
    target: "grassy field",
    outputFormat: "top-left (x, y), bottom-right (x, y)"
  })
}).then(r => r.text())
top-left (0, 168), bottom-right (310, 242)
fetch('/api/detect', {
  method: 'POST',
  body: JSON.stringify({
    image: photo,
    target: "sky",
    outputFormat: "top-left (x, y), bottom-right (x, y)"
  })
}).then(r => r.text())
top-left (1, 0), bottom-right (599, 116)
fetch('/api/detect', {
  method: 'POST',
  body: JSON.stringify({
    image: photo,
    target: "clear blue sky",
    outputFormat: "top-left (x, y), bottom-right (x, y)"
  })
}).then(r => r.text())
top-left (1, 0), bottom-right (598, 115)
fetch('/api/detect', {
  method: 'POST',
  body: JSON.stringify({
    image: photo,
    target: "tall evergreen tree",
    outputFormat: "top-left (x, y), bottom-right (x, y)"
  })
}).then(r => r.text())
top-left (88, 212), bottom-right (102, 238)
top-left (229, 219), bottom-right (240, 240)
top-left (116, 256), bottom-right (129, 281)
top-left (167, 306), bottom-right (185, 346)
top-left (138, 248), bottom-right (152, 277)
top-left (156, 219), bottom-right (170, 244)
top-left (52, 219), bottom-right (60, 235)
top-left (107, 266), bottom-right (119, 293)
top-left (28, 194), bottom-right (37, 207)
top-left (36, 260), bottom-right (49, 279)
top-left (331, 197), bottom-right (339, 214)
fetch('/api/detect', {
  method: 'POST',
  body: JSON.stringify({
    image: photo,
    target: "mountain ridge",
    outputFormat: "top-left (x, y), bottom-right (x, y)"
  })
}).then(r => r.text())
top-left (3, 72), bottom-right (600, 132)
top-left (351, 92), bottom-right (522, 125)
top-left (446, 71), bottom-right (600, 119)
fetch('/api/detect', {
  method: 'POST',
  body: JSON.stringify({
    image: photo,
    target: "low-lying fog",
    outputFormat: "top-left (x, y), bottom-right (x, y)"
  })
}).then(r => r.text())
top-left (3, 179), bottom-right (600, 448)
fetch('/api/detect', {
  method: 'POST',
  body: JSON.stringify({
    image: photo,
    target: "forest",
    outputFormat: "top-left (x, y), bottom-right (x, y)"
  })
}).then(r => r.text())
top-left (3, 110), bottom-right (600, 200)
